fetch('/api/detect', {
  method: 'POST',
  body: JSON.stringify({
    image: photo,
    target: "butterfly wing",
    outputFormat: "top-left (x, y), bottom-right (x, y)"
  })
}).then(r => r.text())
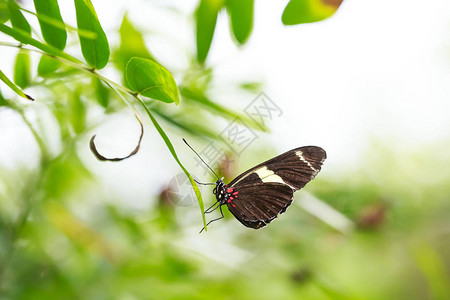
top-left (229, 146), bottom-right (326, 190)
top-left (227, 173), bottom-right (294, 228)
top-left (226, 146), bottom-right (326, 228)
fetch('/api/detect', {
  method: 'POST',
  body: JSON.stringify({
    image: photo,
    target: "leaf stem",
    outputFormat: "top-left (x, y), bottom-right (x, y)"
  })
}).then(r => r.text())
top-left (135, 95), bottom-right (207, 231)
top-left (0, 42), bottom-right (135, 96)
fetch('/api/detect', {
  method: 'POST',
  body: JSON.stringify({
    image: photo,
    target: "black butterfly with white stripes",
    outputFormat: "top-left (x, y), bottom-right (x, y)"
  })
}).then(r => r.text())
top-left (183, 139), bottom-right (326, 231)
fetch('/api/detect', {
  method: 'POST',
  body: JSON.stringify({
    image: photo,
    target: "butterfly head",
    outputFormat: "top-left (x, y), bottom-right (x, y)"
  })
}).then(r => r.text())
top-left (212, 177), bottom-right (228, 204)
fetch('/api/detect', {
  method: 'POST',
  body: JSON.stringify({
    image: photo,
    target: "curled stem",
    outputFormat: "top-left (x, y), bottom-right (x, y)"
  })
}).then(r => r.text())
top-left (90, 114), bottom-right (144, 162)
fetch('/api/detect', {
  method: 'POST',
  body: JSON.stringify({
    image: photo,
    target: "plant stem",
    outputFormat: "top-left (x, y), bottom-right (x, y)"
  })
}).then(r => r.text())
top-left (0, 42), bottom-right (135, 96)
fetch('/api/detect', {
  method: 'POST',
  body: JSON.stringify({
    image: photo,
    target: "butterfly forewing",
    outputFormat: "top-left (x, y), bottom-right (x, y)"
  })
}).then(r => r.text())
top-left (227, 146), bottom-right (326, 228)
top-left (230, 146), bottom-right (326, 190)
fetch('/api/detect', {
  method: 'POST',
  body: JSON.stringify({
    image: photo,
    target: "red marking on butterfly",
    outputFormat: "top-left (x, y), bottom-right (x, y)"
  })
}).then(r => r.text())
top-left (227, 199), bottom-right (231, 204)
top-left (232, 191), bottom-right (239, 196)
top-left (232, 204), bottom-right (236, 207)
top-left (229, 197), bottom-right (234, 201)
top-left (226, 188), bottom-right (234, 193)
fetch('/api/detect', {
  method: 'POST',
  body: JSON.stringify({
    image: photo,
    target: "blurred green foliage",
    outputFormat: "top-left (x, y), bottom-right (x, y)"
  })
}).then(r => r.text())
top-left (13, 50), bottom-right (31, 89)
top-left (226, 0), bottom-right (254, 44)
top-left (0, 1), bottom-right (449, 299)
top-left (282, 0), bottom-right (343, 25)
top-left (1, 140), bottom-right (449, 299)
top-left (7, 0), bottom-right (31, 35)
top-left (37, 54), bottom-right (61, 76)
top-left (0, 1), bottom-right (9, 24)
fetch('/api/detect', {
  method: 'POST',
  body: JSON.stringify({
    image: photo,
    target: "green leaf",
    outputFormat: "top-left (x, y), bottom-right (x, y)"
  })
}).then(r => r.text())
top-left (282, 0), bottom-right (343, 25)
top-left (0, 88), bottom-right (7, 106)
top-left (33, 0), bottom-right (67, 50)
top-left (126, 58), bottom-right (180, 105)
top-left (14, 50), bottom-right (31, 89)
top-left (180, 86), bottom-right (268, 132)
top-left (0, 24), bottom-right (80, 64)
top-left (138, 100), bottom-right (207, 231)
top-left (37, 55), bottom-right (61, 77)
top-left (240, 81), bottom-right (263, 92)
top-left (7, 0), bottom-right (30, 34)
top-left (0, 2), bottom-right (9, 23)
top-left (0, 69), bottom-right (33, 100)
top-left (74, 0), bottom-right (110, 69)
top-left (153, 109), bottom-right (219, 140)
top-left (114, 15), bottom-right (155, 73)
top-left (70, 88), bottom-right (86, 134)
top-left (196, 0), bottom-right (225, 64)
top-left (413, 244), bottom-right (450, 300)
top-left (93, 77), bottom-right (109, 108)
top-left (43, 151), bottom-right (92, 199)
top-left (226, 0), bottom-right (253, 44)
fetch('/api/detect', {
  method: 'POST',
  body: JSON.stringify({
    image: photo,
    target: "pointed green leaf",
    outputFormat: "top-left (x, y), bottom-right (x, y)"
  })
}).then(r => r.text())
top-left (226, 0), bottom-right (253, 44)
top-left (14, 50), bottom-right (31, 89)
top-left (74, 0), bottom-right (110, 69)
top-left (180, 86), bottom-right (268, 131)
top-left (0, 2), bottom-right (9, 23)
top-left (0, 24), bottom-right (80, 64)
top-left (37, 55), bottom-right (61, 76)
top-left (0, 69), bottom-right (33, 100)
top-left (153, 109), bottom-right (219, 140)
top-left (114, 15), bottom-right (155, 73)
top-left (7, 0), bottom-right (30, 34)
top-left (126, 58), bottom-right (180, 105)
top-left (33, 0), bottom-right (67, 50)
top-left (282, 0), bottom-right (343, 25)
top-left (93, 77), bottom-right (109, 108)
top-left (196, 0), bottom-right (224, 64)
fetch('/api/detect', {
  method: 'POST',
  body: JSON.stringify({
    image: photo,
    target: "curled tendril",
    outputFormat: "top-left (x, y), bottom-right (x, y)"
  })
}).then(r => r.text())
top-left (90, 114), bottom-right (144, 162)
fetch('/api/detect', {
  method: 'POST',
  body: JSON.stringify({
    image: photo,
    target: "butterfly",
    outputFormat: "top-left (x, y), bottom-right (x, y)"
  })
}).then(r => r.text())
top-left (183, 139), bottom-right (326, 232)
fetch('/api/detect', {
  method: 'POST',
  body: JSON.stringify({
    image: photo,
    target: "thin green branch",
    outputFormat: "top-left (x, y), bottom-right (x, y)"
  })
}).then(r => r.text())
top-left (17, 107), bottom-right (50, 162)
top-left (135, 95), bottom-right (208, 231)
top-left (0, 41), bottom-right (135, 96)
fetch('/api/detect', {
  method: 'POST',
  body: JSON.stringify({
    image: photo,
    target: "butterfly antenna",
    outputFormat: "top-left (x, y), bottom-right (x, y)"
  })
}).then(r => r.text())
top-left (183, 138), bottom-right (220, 180)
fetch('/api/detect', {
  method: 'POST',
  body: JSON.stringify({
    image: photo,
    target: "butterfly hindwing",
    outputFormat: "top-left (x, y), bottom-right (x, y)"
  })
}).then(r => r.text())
top-left (227, 177), bottom-right (294, 229)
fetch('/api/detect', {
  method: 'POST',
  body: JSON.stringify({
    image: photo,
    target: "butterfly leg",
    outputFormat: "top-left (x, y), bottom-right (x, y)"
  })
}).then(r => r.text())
top-left (204, 201), bottom-right (220, 213)
top-left (199, 205), bottom-right (224, 233)
top-left (194, 179), bottom-right (216, 186)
